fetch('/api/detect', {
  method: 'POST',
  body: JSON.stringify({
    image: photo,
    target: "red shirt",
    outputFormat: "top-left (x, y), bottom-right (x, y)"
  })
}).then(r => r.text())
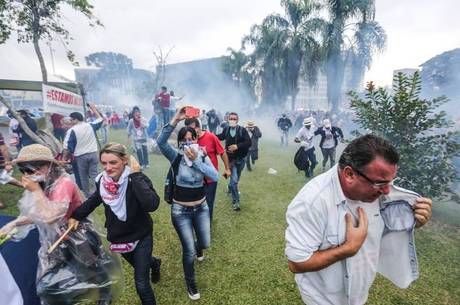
top-left (198, 131), bottom-right (225, 183)
top-left (157, 92), bottom-right (170, 108)
top-left (51, 113), bottom-right (64, 129)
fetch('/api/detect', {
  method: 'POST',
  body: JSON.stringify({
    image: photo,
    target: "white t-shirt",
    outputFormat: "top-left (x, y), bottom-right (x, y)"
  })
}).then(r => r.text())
top-left (322, 128), bottom-right (335, 149)
top-left (296, 126), bottom-right (316, 150)
top-left (169, 96), bottom-right (181, 111)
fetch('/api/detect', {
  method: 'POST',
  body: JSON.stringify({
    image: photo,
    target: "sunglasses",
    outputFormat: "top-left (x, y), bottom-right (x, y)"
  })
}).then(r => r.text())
top-left (17, 161), bottom-right (50, 174)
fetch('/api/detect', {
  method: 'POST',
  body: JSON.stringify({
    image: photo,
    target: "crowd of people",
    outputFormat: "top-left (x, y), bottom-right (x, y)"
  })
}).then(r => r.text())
top-left (0, 91), bottom-right (438, 305)
top-left (0, 100), bottom-right (265, 304)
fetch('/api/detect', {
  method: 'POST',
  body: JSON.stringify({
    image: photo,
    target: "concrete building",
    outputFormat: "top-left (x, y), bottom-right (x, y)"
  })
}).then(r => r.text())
top-left (295, 64), bottom-right (358, 111)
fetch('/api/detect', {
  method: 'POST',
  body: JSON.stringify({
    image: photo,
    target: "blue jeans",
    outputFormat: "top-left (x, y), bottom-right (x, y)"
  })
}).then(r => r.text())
top-left (135, 143), bottom-right (149, 167)
top-left (75, 152), bottom-right (99, 198)
top-left (100, 125), bottom-right (109, 145)
top-left (121, 234), bottom-right (157, 305)
top-left (205, 182), bottom-right (218, 222)
top-left (171, 202), bottom-right (211, 284)
top-left (321, 147), bottom-right (336, 168)
top-left (229, 159), bottom-right (245, 203)
top-left (161, 108), bottom-right (170, 126)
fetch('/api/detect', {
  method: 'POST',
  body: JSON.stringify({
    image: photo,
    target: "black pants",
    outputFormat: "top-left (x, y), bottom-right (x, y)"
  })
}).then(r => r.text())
top-left (304, 147), bottom-right (318, 177)
top-left (205, 181), bottom-right (218, 222)
top-left (121, 234), bottom-right (159, 305)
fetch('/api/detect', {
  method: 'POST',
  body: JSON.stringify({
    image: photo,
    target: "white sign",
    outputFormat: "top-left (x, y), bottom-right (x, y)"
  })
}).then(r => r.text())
top-left (42, 84), bottom-right (84, 116)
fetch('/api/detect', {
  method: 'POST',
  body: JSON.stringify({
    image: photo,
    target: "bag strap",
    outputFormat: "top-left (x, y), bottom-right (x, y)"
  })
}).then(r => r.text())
top-left (172, 154), bottom-right (182, 179)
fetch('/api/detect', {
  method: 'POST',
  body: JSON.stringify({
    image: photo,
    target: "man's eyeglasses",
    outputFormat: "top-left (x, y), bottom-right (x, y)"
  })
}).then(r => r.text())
top-left (352, 167), bottom-right (394, 189)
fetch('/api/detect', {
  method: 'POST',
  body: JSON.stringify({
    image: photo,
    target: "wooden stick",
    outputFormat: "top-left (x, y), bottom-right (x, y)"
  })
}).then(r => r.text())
top-left (47, 226), bottom-right (73, 254)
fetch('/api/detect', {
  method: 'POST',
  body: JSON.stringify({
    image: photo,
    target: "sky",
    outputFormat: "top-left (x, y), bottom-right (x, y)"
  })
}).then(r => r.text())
top-left (0, 0), bottom-right (459, 86)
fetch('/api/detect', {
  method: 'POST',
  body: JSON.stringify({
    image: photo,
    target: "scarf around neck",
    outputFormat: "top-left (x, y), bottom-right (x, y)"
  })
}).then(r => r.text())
top-left (133, 117), bottom-right (141, 128)
top-left (97, 166), bottom-right (131, 221)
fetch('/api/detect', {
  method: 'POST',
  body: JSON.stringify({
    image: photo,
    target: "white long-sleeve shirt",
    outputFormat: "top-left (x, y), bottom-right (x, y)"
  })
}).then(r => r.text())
top-left (295, 126), bottom-right (316, 150)
top-left (285, 166), bottom-right (420, 305)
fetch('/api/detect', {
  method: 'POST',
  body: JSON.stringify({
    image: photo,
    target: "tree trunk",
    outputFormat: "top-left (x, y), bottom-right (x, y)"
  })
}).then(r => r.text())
top-left (31, 5), bottom-right (47, 83)
top-left (327, 51), bottom-right (345, 113)
top-left (326, 19), bottom-right (345, 114)
top-left (0, 95), bottom-right (48, 148)
top-left (291, 94), bottom-right (297, 111)
top-left (33, 37), bottom-right (48, 83)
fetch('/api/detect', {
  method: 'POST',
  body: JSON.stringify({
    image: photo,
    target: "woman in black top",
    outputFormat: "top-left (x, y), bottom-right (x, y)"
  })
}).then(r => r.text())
top-left (69, 143), bottom-right (161, 305)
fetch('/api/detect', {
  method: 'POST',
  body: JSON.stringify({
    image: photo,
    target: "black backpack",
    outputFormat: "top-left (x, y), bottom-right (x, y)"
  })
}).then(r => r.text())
top-left (164, 154), bottom-right (182, 204)
top-left (294, 147), bottom-right (309, 171)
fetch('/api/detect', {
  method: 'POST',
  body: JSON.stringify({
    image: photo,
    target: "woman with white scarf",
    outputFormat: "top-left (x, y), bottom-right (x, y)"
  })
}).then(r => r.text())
top-left (68, 143), bottom-right (161, 305)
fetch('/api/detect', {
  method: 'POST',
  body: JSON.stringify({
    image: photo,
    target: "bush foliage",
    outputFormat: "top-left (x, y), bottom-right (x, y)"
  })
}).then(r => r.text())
top-left (349, 72), bottom-right (460, 201)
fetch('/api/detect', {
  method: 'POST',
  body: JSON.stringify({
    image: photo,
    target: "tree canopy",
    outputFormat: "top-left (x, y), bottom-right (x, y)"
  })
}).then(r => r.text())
top-left (349, 72), bottom-right (460, 201)
top-left (0, 0), bottom-right (101, 82)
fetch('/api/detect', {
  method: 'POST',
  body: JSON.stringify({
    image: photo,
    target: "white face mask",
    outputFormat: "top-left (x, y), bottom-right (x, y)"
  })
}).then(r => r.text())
top-left (27, 174), bottom-right (46, 182)
top-left (229, 120), bottom-right (237, 127)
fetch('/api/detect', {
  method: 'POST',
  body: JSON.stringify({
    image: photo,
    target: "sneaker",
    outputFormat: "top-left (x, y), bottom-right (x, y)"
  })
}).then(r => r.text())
top-left (145, 164), bottom-right (150, 169)
top-left (232, 202), bottom-right (241, 211)
top-left (150, 258), bottom-right (161, 283)
top-left (196, 248), bottom-right (205, 262)
top-left (186, 281), bottom-right (201, 300)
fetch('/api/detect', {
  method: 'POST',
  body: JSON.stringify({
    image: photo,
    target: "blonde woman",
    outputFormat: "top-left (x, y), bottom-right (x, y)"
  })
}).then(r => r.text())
top-left (69, 143), bottom-right (161, 305)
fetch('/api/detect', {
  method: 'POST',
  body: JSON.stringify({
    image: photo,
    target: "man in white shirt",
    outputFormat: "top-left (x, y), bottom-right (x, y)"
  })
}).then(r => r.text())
top-left (285, 134), bottom-right (432, 305)
top-left (63, 103), bottom-right (104, 197)
top-left (294, 117), bottom-right (318, 177)
top-left (314, 119), bottom-right (344, 171)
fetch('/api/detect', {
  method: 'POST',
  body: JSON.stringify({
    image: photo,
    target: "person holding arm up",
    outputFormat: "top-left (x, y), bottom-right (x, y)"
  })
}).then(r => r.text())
top-left (157, 106), bottom-right (219, 301)
top-left (69, 143), bottom-right (161, 305)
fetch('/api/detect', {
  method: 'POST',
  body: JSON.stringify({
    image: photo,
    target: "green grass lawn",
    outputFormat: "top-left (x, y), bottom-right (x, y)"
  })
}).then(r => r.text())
top-left (1, 129), bottom-right (459, 305)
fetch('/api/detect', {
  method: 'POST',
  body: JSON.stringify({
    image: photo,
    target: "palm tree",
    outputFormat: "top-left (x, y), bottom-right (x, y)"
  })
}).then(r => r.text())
top-left (347, 20), bottom-right (386, 90)
top-left (222, 47), bottom-right (250, 87)
top-left (243, 0), bottom-right (325, 110)
top-left (323, 0), bottom-right (386, 112)
top-left (221, 47), bottom-right (257, 102)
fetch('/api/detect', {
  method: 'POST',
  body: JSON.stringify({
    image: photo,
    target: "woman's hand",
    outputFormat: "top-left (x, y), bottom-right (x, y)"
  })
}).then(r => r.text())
top-left (68, 218), bottom-right (79, 231)
top-left (130, 155), bottom-right (141, 173)
top-left (0, 221), bottom-right (16, 236)
top-left (185, 147), bottom-right (198, 161)
top-left (171, 106), bottom-right (187, 125)
top-left (22, 176), bottom-right (41, 192)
